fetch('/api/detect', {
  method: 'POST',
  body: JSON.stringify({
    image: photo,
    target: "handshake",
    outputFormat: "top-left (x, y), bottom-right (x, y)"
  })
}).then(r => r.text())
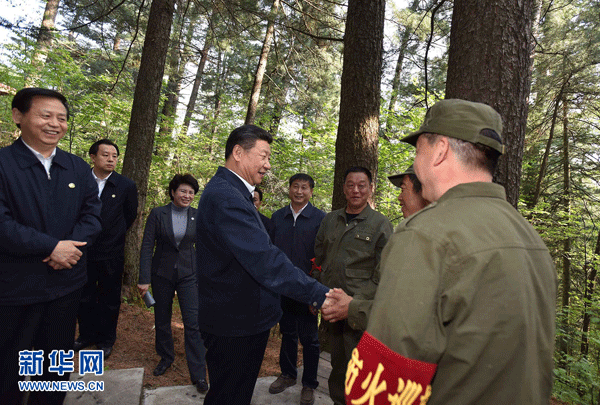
top-left (314, 288), bottom-right (352, 323)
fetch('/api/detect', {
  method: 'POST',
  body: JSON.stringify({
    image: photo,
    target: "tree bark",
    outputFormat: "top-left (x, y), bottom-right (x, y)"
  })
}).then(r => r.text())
top-left (331, 0), bottom-right (386, 210)
top-left (386, 0), bottom-right (419, 133)
top-left (529, 93), bottom-right (562, 208)
top-left (121, 0), bottom-right (176, 297)
top-left (26, 0), bottom-right (61, 86)
top-left (209, 51), bottom-right (228, 158)
top-left (158, 0), bottom-right (195, 140)
top-left (183, 11), bottom-right (214, 135)
top-left (445, 0), bottom-right (536, 207)
top-left (244, 0), bottom-right (280, 125)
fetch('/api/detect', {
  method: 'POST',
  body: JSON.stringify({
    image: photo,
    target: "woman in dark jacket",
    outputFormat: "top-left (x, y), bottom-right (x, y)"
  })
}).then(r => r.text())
top-left (137, 174), bottom-right (208, 393)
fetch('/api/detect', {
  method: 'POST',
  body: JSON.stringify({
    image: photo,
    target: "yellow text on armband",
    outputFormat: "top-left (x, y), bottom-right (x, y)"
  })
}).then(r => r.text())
top-left (350, 362), bottom-right (387, 405)
top-left (346, 348), bottom-right (364, 395)
top-left (388, 379), bottom-right (432, 405)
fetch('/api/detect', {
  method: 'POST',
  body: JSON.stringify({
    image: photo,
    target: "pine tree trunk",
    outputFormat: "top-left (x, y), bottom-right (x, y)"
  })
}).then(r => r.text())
top-left (26, 0), bottom-right (61, 86)
top-left (121, 0), bottom-right (176, 298)
top-left (158, 2), bottom-right (188, 140)
top-left (209, 52), bottom-right (227, 158)
top-left (445, 0), bottom-right (536, 207)
top-left (183, 11), bottom-right (214, 135)
top-left (245, 0), bottom-right (280, 125)
top-left (530, 93), bottom-right (561, 208)
top-left (331, 0), bottom-right (386, 210)
top-left (159, 1), bottom-right (199, 143)
top-left (386, 0), bottom-right (419, 134)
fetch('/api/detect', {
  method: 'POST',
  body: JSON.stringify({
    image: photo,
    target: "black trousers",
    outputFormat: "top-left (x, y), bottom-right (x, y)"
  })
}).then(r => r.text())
top-left (202, 329), bottom-right (270, 405)
top-left (0, 288), bottom-right (82, 405)
top-left (279, 302), bottom-right (320, 389)
top-left (152, 273), bottom-right (207, 383)
top-left (77, 257), bottom-right (124, 346)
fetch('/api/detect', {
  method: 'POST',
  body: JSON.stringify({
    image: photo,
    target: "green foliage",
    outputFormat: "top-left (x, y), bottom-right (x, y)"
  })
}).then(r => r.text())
top-left (521, 199), bottom-right (600, 404)
top-left (520, 1), bottom-right (600, 401)
top-left (553, 351), bottom-right (600, 404)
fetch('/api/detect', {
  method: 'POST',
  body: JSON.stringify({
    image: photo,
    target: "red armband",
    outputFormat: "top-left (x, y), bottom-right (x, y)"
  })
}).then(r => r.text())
top-left (345, 332), bottom-right (437, 405)
top-left (310, 257), bottom-right (321, 277)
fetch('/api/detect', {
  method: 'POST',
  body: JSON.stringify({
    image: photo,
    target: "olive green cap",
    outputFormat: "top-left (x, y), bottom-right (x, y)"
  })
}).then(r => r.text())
top-left (388, 164), bottom-right (415, 188)
top-left (401, 99), bottom-right (505, 154)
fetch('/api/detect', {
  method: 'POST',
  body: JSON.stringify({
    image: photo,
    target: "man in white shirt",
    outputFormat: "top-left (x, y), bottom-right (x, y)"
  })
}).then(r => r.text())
top-left (268, 174), bottom-right (326, 405)
top-left (0, 88), bottom-right (101, 405)
top-left (75, 139), bottom-right (138, 359)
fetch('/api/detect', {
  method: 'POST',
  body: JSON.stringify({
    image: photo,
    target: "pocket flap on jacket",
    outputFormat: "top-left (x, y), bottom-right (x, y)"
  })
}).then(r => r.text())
top-left (345, 267), bottom-right (372, 279)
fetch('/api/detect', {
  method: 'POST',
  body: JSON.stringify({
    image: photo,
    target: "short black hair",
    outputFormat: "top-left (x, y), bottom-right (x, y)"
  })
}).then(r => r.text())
top-left (225, 125), bottom-right (273, 160)
top-left (289, 173), bottom-right (315, 189)
top-left (254, 187), bottom-right (263, 201)
top-left (12, 88), bottom-right (70, 129)
top-left (89, 139), bottom-right (120, 156)
top-left (168, 173), bottom-right (199, 200)
top-left (344, 166), bottom-right (372, 184)
top-left (408, 173), bottom-right (422, 193)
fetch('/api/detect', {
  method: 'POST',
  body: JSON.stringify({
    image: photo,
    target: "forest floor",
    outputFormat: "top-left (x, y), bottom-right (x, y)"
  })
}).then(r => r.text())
top-left (88, 300), bottom-right (568, 404)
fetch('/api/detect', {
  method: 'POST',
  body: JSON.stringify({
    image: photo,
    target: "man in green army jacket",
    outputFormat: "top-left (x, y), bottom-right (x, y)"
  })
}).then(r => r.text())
top-left (346, 99), bottom-right (557, 405)
top-left (313, 166), bottom-right (392, 405)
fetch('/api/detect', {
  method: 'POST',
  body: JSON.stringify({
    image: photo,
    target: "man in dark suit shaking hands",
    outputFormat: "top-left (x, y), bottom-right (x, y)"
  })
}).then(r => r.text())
top-left (196, 125), bottom-right (334, 405)
top-left (75, 139), bottom-right (138, 358)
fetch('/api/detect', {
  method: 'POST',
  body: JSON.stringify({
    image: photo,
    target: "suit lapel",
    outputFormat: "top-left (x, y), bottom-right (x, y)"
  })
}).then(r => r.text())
top-left (98, 171), bottom-right (119, 202)
top-left (162, 205), bottom-right (177, 248)
top-left (185, 208), bottom-right (196, 239)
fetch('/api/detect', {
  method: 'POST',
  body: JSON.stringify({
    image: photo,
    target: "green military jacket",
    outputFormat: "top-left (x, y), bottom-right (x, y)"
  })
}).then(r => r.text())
top-left (314, 204), bottom-right (392, 330)
top-left (366, 182), bottom-right (557, 404)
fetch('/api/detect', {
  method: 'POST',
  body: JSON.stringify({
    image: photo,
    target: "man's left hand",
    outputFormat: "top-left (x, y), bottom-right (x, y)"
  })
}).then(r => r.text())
top-left (322, 288), bottom-right (352, 322)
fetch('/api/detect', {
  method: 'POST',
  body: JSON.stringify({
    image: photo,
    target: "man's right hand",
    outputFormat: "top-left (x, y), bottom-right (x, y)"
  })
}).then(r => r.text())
top-left (43, 240), bottom-right (87, 270)
top-left (138, 284), bottom-right (150, 297)
top-left (322, 288), bottom-right (352, 322)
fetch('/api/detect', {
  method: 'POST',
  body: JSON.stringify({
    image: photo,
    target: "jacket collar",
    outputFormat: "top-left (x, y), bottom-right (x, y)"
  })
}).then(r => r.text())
top-left (14, 137), bottom-right (69, 170)
top-left (105, 170), bottom-right (121, 186)
top-left (334, 203), bottom-right (373, 222)
top-left (217, 166), bottom-right (254, 201)
top-left (438, 182), bottom-right (506, 203)
top-left (285, 201), bottom-right (315, 219)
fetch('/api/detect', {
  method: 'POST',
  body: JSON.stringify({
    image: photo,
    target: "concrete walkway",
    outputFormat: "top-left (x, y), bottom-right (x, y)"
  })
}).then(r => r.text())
top-left (65, 352), bottom-right (334, 405)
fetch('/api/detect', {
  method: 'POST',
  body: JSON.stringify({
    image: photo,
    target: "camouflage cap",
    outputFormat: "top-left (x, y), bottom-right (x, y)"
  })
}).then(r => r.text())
top-left (388, 164), bottom-right (415, 188)
top-left (401, 99), bottom-right (504, 154)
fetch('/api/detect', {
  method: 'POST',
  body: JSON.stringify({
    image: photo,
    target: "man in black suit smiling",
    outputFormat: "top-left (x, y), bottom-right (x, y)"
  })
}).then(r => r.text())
top-left (75, 139), bottom-right (138, 358)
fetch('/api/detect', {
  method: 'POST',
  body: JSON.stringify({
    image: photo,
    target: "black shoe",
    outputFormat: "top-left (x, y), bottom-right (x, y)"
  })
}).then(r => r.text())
top-left (153, 359), bottom-right (172, 376)
top-left (100, 345), bottom-right (113, 359)
top-left (194, 379), bottom-right (209, 394)
top-left (73, 337), bottom-right (94, 351)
